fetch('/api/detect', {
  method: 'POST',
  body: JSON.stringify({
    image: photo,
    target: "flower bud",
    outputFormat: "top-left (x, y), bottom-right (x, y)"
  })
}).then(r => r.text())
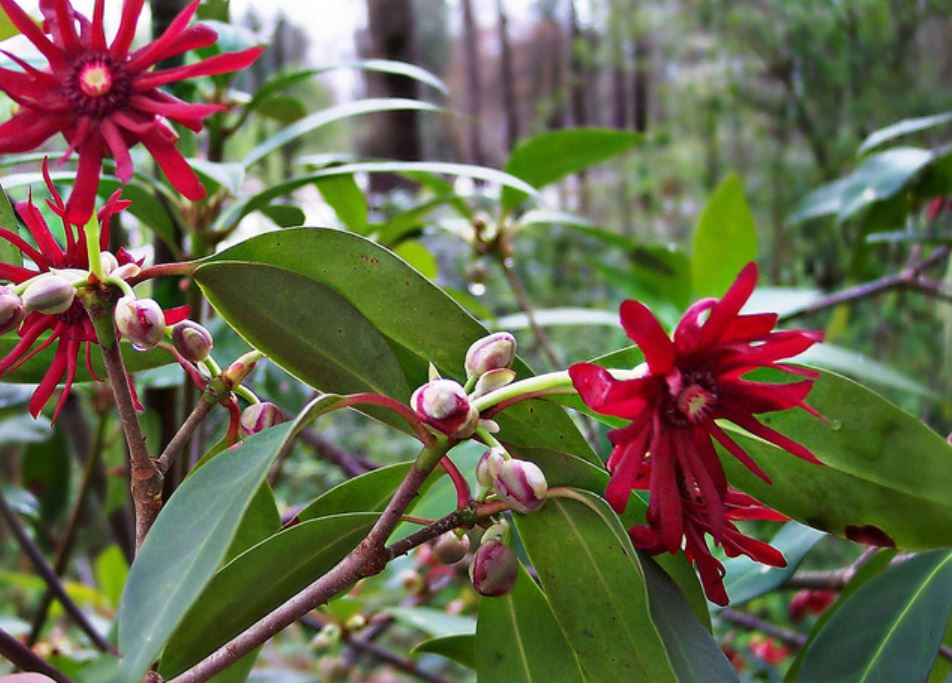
top-left (471, 368), bottom-right (517, 399)
top-left (0, 286), bottom-right (25, 334)
top-left (112, 262), bottom-right (140, 280)
top-left (465, 332), bottom-right (516, 379)
top-left (22, 274), bottom-right (75, 315)
top-left (100, 251), bottom-right (119, 275)
top-left (480, 520), bottom-right (509, 544)
top-left (492, 458), bottom-right (548, 514)
top-left (114, 296), bottom-right (165, 349)
top-left (432, 531), bottom-right (470, 565)
top-left (240, 402), bottom-right (286, 436)
top-left (475, 449), bottom-right (495, 488)
top-left (411, 379), bottom-right (478, 438)
top-left (171, 320), bottom-right (214, 362)
top-left (469, 539), bottom-right (518, 597)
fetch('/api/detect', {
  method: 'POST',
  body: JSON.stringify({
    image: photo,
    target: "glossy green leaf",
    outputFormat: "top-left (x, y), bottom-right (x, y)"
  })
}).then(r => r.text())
top-left (188, 159), bottom-right (245, 196)
top-left (491, 307), bottom-right (617, 330)
top-left (641, 556), bottom-right (740, 683)
top-left (721, 370), bottom-right (952, 549)
top-left (721, 523), bottom-right (825, 606)
top-left (244, 98), bottom-right (443, 167)
top-left (297, 462), bottom-right (412, 520)
top-left (214, 162), bottom-right (539, 232)
top-left (224, 484), bottom-right (280, 564)
top-left (393, 240), bottom-right (438, 280)
top-left (0, 336), bottom-right (173, 384)
top-left (797, 551), bottom-right (952, 683)
top-left (859, 112), bottom-right (952, 156)
top-left (515, 492), bottom-right (678, 683)
top-left (158, 513), bottom-right (376, 678)
top-left (476, 563), bottom-right (586, 683)
top-left (201, 228), bottom-right (595, 460)
top-left (387, 606), bottom-right (475, 638)
top-left (195, 262), bottom-right (411, 399)
top-left (93, 546), bottom-right (128, 610)
top-left (260, 204), bottom-right (305, 228)
top-left (316, 174), bottom-right (368, 233)
top-left (411, 635), bottom-right (474, 669)
top-left (795, 343), bottom-right (934, 398)
top-left (117, 423), bottom-right (296, 682)
top-left (501, 128), bottom-right (641, 210)
top-left (254, 94), bottom-right (308, 124)
top-left (0, 180), bottom-right (20, 266)
top-left (0, 10), bottom-right (19, 41)
top-left (373, 194), bottom-right (459, 245)
top-left (0, 413), bottom-right (52, 444)
top-left (691, 174), bottom-right (758, 298)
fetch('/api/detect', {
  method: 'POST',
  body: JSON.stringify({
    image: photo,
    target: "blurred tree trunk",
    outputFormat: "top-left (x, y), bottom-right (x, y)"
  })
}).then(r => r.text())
top-left (568, 1), bottom-right (590, 212)
top-left (359, 0), bottom-right (421, 191)
top-left (461, 0), bottom-right (485, 165)
top-left (609, 2), bottom-right (632, 234)
top-left (497, 0), bottom-right (519, 151)
top-left (631, 37), bottom-right (649, 133)
top-left (546, 13), bottom-right (565, 130)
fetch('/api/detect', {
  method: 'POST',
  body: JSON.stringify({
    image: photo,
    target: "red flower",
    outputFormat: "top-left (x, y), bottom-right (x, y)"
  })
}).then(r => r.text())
top-left (569, 262), bottom-right (822, 603)
top-left (0, 0), bottom-right (263, 223)
top-left (788, 588), bottom-right (836, 622)
top-left (0, 166), bottom-right (186, 419)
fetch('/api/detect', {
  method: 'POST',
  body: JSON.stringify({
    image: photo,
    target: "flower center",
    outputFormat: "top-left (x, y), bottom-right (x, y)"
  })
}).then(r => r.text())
top-left (663, 370), bottom-right (717, 426)
top-left (66, 54), bottom-right (132, 118)
top-left (677, 383), bottom-right (716, 422)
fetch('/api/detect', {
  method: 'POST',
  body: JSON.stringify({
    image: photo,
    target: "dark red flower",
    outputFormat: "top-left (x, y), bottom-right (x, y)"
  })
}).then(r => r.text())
top-left (0, 0), bottom-right (263, 223)
top-left (569, 262), bottom-right (823, 603)
top-left (0, 166), bottom-right (186, 419)
top-left (788, 588), bottom-right (836, 622)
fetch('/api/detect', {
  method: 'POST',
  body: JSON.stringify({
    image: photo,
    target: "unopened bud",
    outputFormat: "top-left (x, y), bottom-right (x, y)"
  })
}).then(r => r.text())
top-left (112, 262), bottom-right (140, 280)
top-left (398, 568), bottom-right (424, 593)
top-left (22, 274), bottom-right (75, 315)
top-left (240, 402), bottom-right (286, 436)
top-left (481, 520), bottom-right (509, 545)
top-left (0, 286), bottom-right (25, 334)
top-left (411, 379), bottom-right (478, 438)
top-left (114, 296), bottom-right (165, 349)
top-left (222, 350), bottom-right (261, 388)
top-left (465, 332), bottom-right (516, 379)
top-left (345, 614), bottom-right (367, 632)
top-left (471, 368), bottom-right (516, 399)
top-left (469, 539), bottom-right (518, 597)
top-left (475, 449), bottom-right (494, 489)
top-left (492, 458), bottom-right (547, 514)
top-left (100, 251), bottom-right (119, 275)
top-left (311, 623), bottom-right (340, 651)
top-left (171, 320), bottom-right (213, 362)
top-left (432, 531), bottom-right (470, 565)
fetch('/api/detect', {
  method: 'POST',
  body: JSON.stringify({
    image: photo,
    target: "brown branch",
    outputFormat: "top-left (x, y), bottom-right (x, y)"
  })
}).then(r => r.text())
top-left (719, 608), bottom-right (807, 649)
top-left (0, 489), bottom-right (112, 653)
top-left (496, 252), bottom-right (562, 369)
top-left (0, 627), bottom-right (73, 683)
top-left (297, 426), bottom-right (376, 478)
top-left (129, 260), bottom-right (197, 285)
top-left (156, 397), bottom-right (214, 474)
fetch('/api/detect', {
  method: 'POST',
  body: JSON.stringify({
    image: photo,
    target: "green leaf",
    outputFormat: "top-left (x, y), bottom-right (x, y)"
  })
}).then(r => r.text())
top-left (501, 129), bottom-right (641, 210)
top-left (392, 241), bottom-right (438, 280)
top-left (214, 162), bottom-right (539, 232)
top-left (0, 413), bottom-right (52, 445)
top-left (858, 112), bottom-right (952, 156)
top-left (117, 423), bottom-right (296, 682)
top-left (641, 557), bottom-right (740, 683)
top-left (0, 179), bottom-right (21, 266)
top-left (491, 307), bottom-right (618, 330)
top-left (93, 546), bottom-right (128, 610)
top-left (315, 174), bottom-right (368, 233)
top-left (254, 94), bottom-right (308, 124)
top-left (223, 484), bottom-right (280, 564)
top-left (691, 174), bottom-right (758, 298)
top-left (476, 562), bottom-right (586, 683)
top-left (260, 204), bottom-right (305, 228)
top-left (297, 462), bottom-right (412, 520)
top-left (387, 606), bottom-right (475, 638)
top-left (411, 635), bottom-right (474, 669)
top-left (20, 425), bottom-right (67, 523)
top-left (195, 262), bottom-right (411, 399)
top-left (721, 523), bottom-right (825, 606)
top-left (795, 343), bottom-right (935, 398)
top-left (201, 228), bottom-right (595, 459)
top-left (187, 159), bottom-right (245, 196)
top-left (158, 513), bottom-right (376, 678)
top-left (515, 492), bottom-right (678, 683)
top-left (797, 551), bottom-right (952, 683)
top-left (244, 98), bottom-right (443, 167)
top-left (0, 8), bottom-right (21, 41)
top-left (721, 370), bottom-right (952, 549)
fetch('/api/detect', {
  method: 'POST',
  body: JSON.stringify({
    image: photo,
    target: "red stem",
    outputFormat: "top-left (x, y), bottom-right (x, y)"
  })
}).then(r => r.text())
top-left (130, 260), bottom-right (198, 285)
top-left (338, 392), bottom-right (433, 445)
top-left (439, 456), bottom-right (471, 508)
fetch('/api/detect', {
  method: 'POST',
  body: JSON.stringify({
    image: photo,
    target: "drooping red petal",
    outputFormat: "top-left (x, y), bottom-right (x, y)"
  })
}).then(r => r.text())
top-left (604, 419), bottom-right (652, 513)
top-left (0, 317), bottom-right (55, 374)
top-left (110, 0), bottom-right (146, 59)
top-left (0, 263), bottom-right (38, 282)
top-left (569, 362), bottom-right (655, 419)
top-left (130, 92), bottom-right (225, 131)
top-left (0, 111), bottom-right (66, 153)
top-left (17, 196), bottom-right (64, 265)
top-left (126, 0), bottom-right (199, 70)
top-left (65, 137), bottom-right (106, 224)
top-left (84, 341), bottom-right (103, 382)
top-left (130, 24), bottom-right (218, 71)
top-left (707, 421), bottom-right (772, 483)
top-left (619, 299), bottom-right (676, 373)
top-left (697, 262), bottom-right (758, 347)
top-left (29, 343), bottom-right (67, 418)
top-left (725, 410), bottom-right (823, 465)
top-left (140, 133), bottom-right (206, 201)
top-left (647, 424), bottom-right (683, 553)
top-left (0, 227), bottom-right (49, 269)
top-left (100, 118), bottom-right (133, 183)
top-left (10, 321), bottom-right (66, 371)
top-left (49, 338), bottom-right (79, 421)
top-left (133, 46), bottom-right (265, 90)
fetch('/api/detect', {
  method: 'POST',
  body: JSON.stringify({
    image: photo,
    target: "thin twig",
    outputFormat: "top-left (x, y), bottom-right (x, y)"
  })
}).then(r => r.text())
top-left (940, 645), bottom-right (952, 663)
top-left (156, 398), bottom-right (213, 473)
top-left (719, 608), bottom-right (807, 649)
top-left (0, 627), bottom-right (73, 683)
top-left (296, 426), bottom-right (376, 478)
top-left (496, 253), bottom-right (562, 368)
top-left (129, 260), bottom-right (197, 285)
top-left (0, 489), bottom-right (112, 653)
top-left (28, 413), bottom-right (108, 645)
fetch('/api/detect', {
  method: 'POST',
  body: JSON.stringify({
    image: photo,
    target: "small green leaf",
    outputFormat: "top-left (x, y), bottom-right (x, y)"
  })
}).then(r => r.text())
top-left (93, 546), bottom-right (128, 610)
top-left (412, 635), bottom-right (474, 668)
top-left (158, 513), bottom-right (376, 678)
top-left (260, 204), bottom-right (305, 228)
top-left (477, 563), bottom-right (586, 683)
top-left (297, 462), bottom-right (412, 520)
top-left (387, 606), bottom-right (475, 638)
top-left (502, 129), bottom-right (641, 210)
top-left (859, 112), bottom-right (952, 156)
top-left (316, 174), bottom-right (368, 233)
top-left (515, 493), bottom-right (678, 683)
top-left (721, 523), bottom-right (825, 606)
top-left (691, 174), bottom-right (757, 298)
top-left (254, 94), bottom-right (308, 124)
top-left (798, 551), bottom-right (952, 683)
top-left (118, 423), bottom-right (296, 682)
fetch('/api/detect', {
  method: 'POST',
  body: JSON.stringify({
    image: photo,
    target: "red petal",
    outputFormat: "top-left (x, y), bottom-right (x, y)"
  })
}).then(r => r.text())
top-left (17, 196), bottom-right (63, 264)
top-left (0, 0), bottom-right (65, 66)
top-left (48, 0), bottom-right (80, 53)
top-left (0, 111), bottom-right (65, 153)
top-left (10, 320), bottom-right (65, 371)
top-left (29, 349), bottom-right (67, 417)
top-left (65, 137), bottom-right (106, 225)
top-left (0, 317), bottom-right (54, 375)
top-left (673, 298), bottom-right (715, 354)
top-left (49, 338), bottom-right (79, 421)
top-left (647, 424), bottom-right (683, 553)
top-left (110, 0), bottom-right (145, 58)
top-left (569, 362), bottom-right (655, 419)
top-left (707, 422), bottom-right (772, 483)
top-left (163, 305), bottom-right (190, 325)
top-left (130, 92), bottom-right (224, 131)
top-left (130, 24), bottom-right (218, 71)
top-left (698, 262), bottom-right (758, 347)
top-left (0, 263), bottom-right (38, 282)
top-left (0, 227), bottom-right (48, 268)
top-left (134, 46), bottom-right (264, 90)
top-left (140, 133), bottom-right (206, 201)
top-left (717, 378), bottom-right (815, 414)
top-left (126, 1), bottom-right (200, 69)
top-left (90, 0), bottom-right (106, 50)
top-left (718, 312), bottom-right (779, 344)
top-left (100, 118), bottom-right (133, 182)
top-left (725, 409), bottom-right (823, 465)
top-left (619, 299), bottom-right (676, 373)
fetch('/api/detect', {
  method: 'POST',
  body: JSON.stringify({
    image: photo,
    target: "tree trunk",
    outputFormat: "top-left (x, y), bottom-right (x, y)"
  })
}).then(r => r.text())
top-left (497, 0), bottom-right (519, 151)
top-left (461, 0), bottom-right (485, 165)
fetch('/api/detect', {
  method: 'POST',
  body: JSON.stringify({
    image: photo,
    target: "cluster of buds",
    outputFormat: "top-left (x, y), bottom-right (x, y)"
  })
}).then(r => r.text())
top-left (477, 447), bottom-right (548, 514)
top-left (469, 522), bottom-right (518, 597)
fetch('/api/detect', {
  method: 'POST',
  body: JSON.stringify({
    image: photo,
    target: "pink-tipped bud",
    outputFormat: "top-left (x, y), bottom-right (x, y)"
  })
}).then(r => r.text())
top-left (112, 262), bottom-right (140, 280)
top-left (411, 379), bottom-right (479, 438)
top-left (492, 458), bottom-right (548, 514)
top-left (22, 274), bottom-right (75, 315)
top-left (222, 350), bottom-right (261, 388)
top-left (0, 286), bottom-right (25, 334)
top-left (469, 539), bottom-right (518, 597)
top-left (115, 296), bottom-right (165, 349)
top-left (100, 251), bottom-right (119, 275)
top-left (465, 332), bottom-right (516, 379)
top-left (240, 402), bottom-right (286, 436)
top-left (471, 368), bottom-right (516, 399)
top-left (475, 449), bottom-right (495, 488)
top-left (432, 531), bottom-right (470, 565)
top-left (172, 320), bottom-right (214, 362)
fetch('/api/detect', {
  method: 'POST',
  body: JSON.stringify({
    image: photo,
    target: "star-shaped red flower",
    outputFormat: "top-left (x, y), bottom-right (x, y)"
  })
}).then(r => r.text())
top-left (0, 0), bottom-right (263, 223)
top-left (569, 262), bottom-right (823, 603)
